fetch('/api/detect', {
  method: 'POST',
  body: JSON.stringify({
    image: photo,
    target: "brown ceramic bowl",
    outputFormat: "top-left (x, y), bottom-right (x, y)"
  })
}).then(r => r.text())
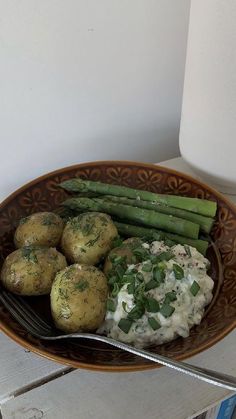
top-left (0, 161), bottom-right (236, 371)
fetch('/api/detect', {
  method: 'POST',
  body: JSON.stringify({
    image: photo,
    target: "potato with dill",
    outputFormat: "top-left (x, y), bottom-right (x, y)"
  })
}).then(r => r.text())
top-left (104, 237), bottom-right (143, 277)
top-left (14, 212), bottom-right (64, 248)
top-left (61, 212), bottom-right (118, 265)
top-left (50, 264), bottom-right (108, 332)
top-left (0, 246), bottom-right (67, 295)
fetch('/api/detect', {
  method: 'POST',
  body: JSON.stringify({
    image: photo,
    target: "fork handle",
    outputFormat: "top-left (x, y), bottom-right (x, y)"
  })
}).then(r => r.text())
top-left (50, 332), bottom-right (236, 391)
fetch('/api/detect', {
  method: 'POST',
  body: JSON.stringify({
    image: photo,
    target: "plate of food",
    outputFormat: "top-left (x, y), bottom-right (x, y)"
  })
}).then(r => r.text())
top-left (0, 161), bottom-right (235, 371)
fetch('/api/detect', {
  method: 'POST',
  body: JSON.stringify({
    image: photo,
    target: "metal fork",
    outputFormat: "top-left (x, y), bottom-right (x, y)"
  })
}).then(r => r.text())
top-left (0, 289), bottom-right (235, 391)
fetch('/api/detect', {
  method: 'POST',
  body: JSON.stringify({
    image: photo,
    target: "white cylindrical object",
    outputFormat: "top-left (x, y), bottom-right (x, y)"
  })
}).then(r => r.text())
top-left (179, 0), bottom-right (236, 194)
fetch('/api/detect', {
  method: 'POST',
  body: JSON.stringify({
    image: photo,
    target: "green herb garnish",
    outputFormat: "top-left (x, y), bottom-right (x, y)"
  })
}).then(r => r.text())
top-left (153, 266), bottom-right (165, 283)
top-left (148, 317), bottom-right (161, 330)
top-left (58, 288), bottom-right (69, 299)
top-left (127, 282), bottom-right (135, 294)
top-left (118, 318), bottom-right (133, 334)
top-left (111, 282), bottom-right (120, 297)
top-left (21, 247), bottom-right (38, 263)
top-left (133, 281), bottom-right (146, 302)
top-left (141, 261), bottom-right (153, 272)
top-left (145, 279), bottom-right (159, 291)
top-left (115, 265), bottom-right (126, 280)
top-left (122, 301), bottom-right (128, 312)
top-left (151, 251), bottom-right (173, 264)
top-left (164, 291), bottom-right (177, 304)
top-left (74, 280), bottom-right (89, 292)
top-left (173, 264), bottom-right (184, 280)
top-left (19, 217), bottom-right (29, 225)
top-left (190, 281), bottom-right (200, 296)
top-left (123, 272), bottom-right (135, 283)
top-left (107, 299), bottom-right (116, 312)
top-left (145, 297), bottom-right (160, 313)
top-left (112, 236), bottom-right (123, 248)
top-left (184, 244), bottom-right (192, 257)
top-left (42, 215), bottom-right (57, 226)
top-left (133, 247), bottom-right (150, 261)
top-left (85, 234), bottom-right (100, 247)
top-left (164, 239), bottom-right (176, 247)
top-left (108, 275), bottom-right (116, 285)
top-left (160, 303), bottom-right (175, 318)
top-left (112, 255), bottom-right (125, 264)
top-left (136, 272), bottom-right (144, 282)
top-left (127, 303), bottom-right (145, 320)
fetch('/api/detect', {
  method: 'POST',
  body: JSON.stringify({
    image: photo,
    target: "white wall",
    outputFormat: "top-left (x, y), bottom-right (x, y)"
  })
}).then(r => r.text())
top-left (0, 0), bottom-right (190, 199)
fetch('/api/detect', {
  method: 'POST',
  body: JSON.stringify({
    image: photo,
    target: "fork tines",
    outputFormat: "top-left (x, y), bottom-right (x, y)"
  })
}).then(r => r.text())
top-left (0, 290), bottom-right (53, 337)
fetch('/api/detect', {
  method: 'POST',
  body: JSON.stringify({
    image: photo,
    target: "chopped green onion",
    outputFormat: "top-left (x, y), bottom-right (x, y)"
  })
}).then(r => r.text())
top-left (164, 239), bottom-right (176, 247)
top-left (150, 255), bottom-right (159, 264)
top-left (145, 279), bottom-right (159, 291)
top-left (111, 283), bottom-right (120, 297)
top-left (153, 266), bottom-right (165, 283)
top-left (127, 282), bottom-right (135, 294)
top-left (142, 261), bottom-right (153, 272)
top-left (112, 236), bottom-right (123, 248)
top-left (131, 255), bottom-right (137, 264)
top-left (190, 281), bottom-right (200, 296)
top-left (160, 303), bottom-right (175, 318)
top-left (164, 291), bottom-right (177, 304)
top-left (134, 282), bottom-right (146, 302)
top-left (184, 244), bottom-right (192, 257)
top-left (157, 261), bottom-right (167, 270)
top-left (148, 317), bottom-right (161, 331)
top-left (118, 318), bottom-right (133, 334)
top-left (122, 301), bottom-right (129, 313)
top-left (108, 275), bottom-right (116, 285)
top-left (133, 247), bottom-right (149, 261)
top-left (127, 304), bottom-right (145, 320)
top-left (173, 264), bottom-right (184, 280)
top-left (123, 273), bottom-right (135, 283)
top-left (113, 255), bottom-right (125, 264)
top-left (156, 251), bottom-right (174, 263)
top-left (145, 297), bottom-right (160, 313)
top-left (136, 272), bottom-right (144, 282)
top-left (107, 299), bottom-right (116, 312)
top-left (115, 265), bottom-right (125, 280)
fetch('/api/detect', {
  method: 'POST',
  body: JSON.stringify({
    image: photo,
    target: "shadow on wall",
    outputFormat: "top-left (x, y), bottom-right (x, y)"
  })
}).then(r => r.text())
top-left (0, 124), bottom-right (179, 201)
top-left (55, 125), bottom-right (180, 166)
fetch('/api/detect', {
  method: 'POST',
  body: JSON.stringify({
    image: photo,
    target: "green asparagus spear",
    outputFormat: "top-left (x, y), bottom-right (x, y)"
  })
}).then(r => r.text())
top-left (62, 197), bottom-right (200, 239)
top-left (102, 195), bottom-right (214, 234)
top-left (114, 222), bottom-right (208, 256)
top-left (60, 178), bottom-right (217, 217)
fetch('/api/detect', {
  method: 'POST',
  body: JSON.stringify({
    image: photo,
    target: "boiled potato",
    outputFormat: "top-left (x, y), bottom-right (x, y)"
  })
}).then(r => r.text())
top-left (104, 237), bottom-right (143, 276)
top-left (14, 212), bottom-right (64, 248)
top-left (50, 264), bottom-right (108, 332)
top-left (0, 246), bottom-right (67, 295)
top-left (61, 212), bottom-right (118, 265)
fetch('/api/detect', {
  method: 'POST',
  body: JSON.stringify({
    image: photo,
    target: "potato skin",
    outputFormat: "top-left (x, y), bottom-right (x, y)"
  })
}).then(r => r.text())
top-left (50, 264), bottom-right (108, 332)
top-left (104, 237), bottom-right (143, 276)
top-left (14, 212), bottom-right (64, 248)
top-left (61, 212), bottom-right (118, 265)
top-left (0, 246), bottom-right (67, 295)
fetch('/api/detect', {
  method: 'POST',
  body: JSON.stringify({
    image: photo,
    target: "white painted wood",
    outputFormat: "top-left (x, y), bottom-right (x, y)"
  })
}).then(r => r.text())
top-left (0, 333), bottom-right (67, 403)
top-left (1, 331), bottom-right (235, 419)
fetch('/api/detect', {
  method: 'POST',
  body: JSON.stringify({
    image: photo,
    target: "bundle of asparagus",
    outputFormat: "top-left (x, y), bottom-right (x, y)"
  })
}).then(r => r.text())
top-left (60, 178), bottom-right (217, 255)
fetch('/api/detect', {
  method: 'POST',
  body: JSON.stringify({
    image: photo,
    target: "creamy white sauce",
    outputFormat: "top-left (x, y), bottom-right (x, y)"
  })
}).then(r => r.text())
top-left (99, 241), bottom-right (214, 348)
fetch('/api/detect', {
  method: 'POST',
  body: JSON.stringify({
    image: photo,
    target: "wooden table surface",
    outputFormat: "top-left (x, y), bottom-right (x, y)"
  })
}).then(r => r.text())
top-left (0, 157), bottom-right (235, 419)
